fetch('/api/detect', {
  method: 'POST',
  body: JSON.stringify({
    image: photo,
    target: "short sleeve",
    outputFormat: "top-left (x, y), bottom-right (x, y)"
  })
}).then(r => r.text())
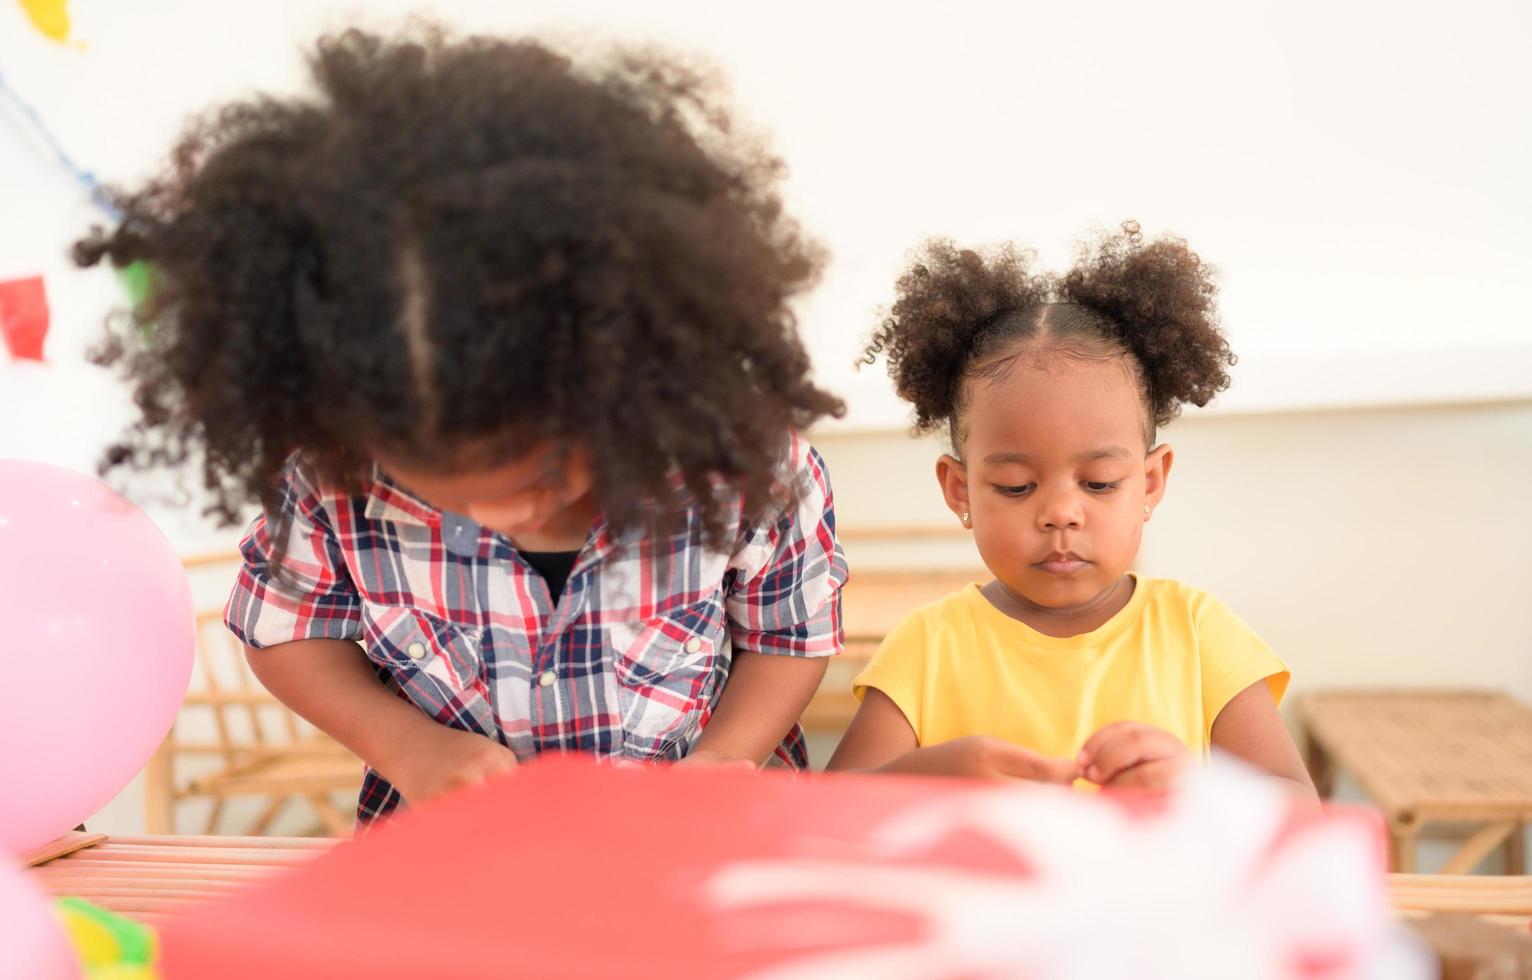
top-left (851, 612), bottom-right (930, 740)
top-left (1198, 593), bottom-right (1290, 734)
top-left (725, 436), bottom-right (848, 659)
top-left (224, 456), bottom-right (364, 649)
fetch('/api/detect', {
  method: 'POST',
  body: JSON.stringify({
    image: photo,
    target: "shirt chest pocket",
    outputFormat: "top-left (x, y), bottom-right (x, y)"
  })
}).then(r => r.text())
top-left (347, 520), bottom-right (493, 627)
top-left (611, 597), bottom-right (728, 758)
top-left (361, 602), bottom-right (484, 698)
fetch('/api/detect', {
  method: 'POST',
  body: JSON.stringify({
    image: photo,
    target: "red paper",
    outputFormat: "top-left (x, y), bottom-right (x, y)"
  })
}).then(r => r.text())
top-left (157, 758), bottom-right (1385, 979)
top-left (0, 276), bottom-right (49, 361)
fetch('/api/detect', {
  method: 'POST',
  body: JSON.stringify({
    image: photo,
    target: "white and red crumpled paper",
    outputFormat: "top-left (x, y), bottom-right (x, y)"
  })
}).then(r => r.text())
top-left (710, 758), bottom-right (1432, 979)
top-left (160, 756), bottom-right (1431, 979)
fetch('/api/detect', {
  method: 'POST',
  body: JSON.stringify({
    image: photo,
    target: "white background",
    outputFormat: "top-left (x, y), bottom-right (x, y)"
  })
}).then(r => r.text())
top-left (2, 0), bottom-right (1530, 476)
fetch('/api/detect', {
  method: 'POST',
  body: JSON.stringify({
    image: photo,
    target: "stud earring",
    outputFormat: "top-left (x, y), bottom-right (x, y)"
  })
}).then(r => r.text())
top-left (1143, 504), bottom-right (1152, 517)
top-left (961, 512), bottom-right (971, 527)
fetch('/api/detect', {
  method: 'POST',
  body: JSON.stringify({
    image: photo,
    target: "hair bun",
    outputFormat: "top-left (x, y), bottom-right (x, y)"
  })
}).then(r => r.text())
top-left (863, 239), bottom-right (1047, 432)
top-left (1062, 220), bottom-right (1234, 427)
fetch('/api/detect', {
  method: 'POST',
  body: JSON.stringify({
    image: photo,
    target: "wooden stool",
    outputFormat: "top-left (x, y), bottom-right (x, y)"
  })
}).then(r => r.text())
top-left (1299, 689), bottom-right (1532, 874)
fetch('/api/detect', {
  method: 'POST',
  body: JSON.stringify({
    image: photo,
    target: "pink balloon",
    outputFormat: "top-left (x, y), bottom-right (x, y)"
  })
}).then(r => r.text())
top-left (0, 460), bottom-right (194, 856)
top-left (0, 856), bottom-right (80, 979)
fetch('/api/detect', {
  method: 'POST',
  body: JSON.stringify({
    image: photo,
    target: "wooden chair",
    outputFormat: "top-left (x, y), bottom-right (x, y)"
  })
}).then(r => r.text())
top-left (144, 556), bottom-right (363, 837)
top-left (802, 562), bottom-right (986, 735)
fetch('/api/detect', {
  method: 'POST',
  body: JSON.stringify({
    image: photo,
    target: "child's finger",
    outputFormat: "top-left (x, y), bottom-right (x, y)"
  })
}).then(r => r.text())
top-left (1076, 721), bottom-right (1137, 768)
top-left (1103, 758), bottom-right (1182, 791)
top-left (1082, 726), bottom-right (1166, 784)
top-left (992, 743), bottom-right (1079, 784)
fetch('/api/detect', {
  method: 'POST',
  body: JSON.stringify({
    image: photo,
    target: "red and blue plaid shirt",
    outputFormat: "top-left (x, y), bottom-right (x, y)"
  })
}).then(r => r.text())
top-left (225, 435), bottom-right (847, 824)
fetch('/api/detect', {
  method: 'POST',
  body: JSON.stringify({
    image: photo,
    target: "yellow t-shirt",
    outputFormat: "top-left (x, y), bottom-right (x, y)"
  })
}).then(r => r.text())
top-left (853, 576), bottom-right (1289, 762)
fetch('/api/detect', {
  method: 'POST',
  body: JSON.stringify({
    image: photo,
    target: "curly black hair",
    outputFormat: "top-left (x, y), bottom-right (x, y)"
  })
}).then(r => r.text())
top-left (74, 27), bottom-right (843, 550)
top-left (862, 221), bottom-right (1233, 450)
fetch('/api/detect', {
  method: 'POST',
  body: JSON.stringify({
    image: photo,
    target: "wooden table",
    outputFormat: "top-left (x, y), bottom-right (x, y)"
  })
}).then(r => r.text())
top-left (27, 834), bottom-right (332, 926)
top-left (26, 834), bottom-right (1532, 931)
top-left (1298, 689), bottom-right (1532, 874)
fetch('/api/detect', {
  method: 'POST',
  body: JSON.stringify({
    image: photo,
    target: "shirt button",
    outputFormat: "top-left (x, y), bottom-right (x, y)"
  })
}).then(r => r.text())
top-left (406, 642), bottom-right (428, 661)
top-left (538, 670), bottom-right (556, 687)
top-left (684, 637), bottom-right (703, 654)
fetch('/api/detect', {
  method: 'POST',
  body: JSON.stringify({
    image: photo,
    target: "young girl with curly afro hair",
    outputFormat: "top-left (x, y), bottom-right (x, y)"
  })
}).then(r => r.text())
top-left (829, 222), bottom-right (1314, 796)
top-left (75, 28), bottom-right (849, 824)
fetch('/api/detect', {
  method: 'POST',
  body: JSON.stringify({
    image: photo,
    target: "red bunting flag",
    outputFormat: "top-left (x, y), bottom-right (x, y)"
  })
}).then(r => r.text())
top-left (0, 276), bottom-right (49, 362)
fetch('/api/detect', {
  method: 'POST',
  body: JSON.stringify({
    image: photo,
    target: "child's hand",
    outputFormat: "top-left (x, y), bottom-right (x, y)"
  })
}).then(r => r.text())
top-left (1076, 722), bottom-right (1192, 790)
top-left (876, 736), bottom-right (1079, 783)
top-left (385, 724), bottom-right (520, 805)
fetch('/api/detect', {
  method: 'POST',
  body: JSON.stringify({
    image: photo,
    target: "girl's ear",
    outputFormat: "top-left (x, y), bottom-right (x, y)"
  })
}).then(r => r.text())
top-left (935, 453), bottom-right (970, 526)
top-left (1144, 443), bottom-right (1174, 513)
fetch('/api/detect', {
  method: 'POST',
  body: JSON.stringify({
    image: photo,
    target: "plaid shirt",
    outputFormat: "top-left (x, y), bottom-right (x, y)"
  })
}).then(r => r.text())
top-left (226, 435), bottom-right (846, 824)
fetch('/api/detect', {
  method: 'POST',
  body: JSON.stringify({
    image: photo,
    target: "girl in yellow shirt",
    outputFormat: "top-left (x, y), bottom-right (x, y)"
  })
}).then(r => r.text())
top-left (829, 223), bottom-right (1315, 796)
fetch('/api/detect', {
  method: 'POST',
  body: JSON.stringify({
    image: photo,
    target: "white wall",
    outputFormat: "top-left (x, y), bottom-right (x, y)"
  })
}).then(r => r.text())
top-left (3, 0), bottom-right (1530, 449)
top-left (814, 399), bottom-right (1532, 702)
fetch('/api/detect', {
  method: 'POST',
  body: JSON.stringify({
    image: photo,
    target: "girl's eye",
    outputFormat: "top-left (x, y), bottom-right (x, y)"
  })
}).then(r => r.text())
top-left (995, 484), bottom-right (1035, 497)
top-left (1083, 481), bottom-right (1121, 494)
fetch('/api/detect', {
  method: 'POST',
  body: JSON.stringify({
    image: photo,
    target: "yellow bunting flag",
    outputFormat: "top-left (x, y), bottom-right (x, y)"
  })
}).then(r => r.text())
top-left (18, 0), bottom-right (71, 42)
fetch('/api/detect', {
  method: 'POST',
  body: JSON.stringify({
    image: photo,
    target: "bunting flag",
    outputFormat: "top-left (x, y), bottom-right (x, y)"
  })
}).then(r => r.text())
top-left (17, 0), bottom-right (72, 43)
top-left (115, 259), bottom-right (156, 341)
top-left (0, 275), bottom-right (49, 361)
top-left (115, 260), bottom-right (152, 309)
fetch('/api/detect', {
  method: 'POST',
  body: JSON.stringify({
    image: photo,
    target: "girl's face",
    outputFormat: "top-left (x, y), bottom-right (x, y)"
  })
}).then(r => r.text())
top-left (938, 351), bottom-right (1172, 616)
top-left (377, 443), bottom-right (597, 544)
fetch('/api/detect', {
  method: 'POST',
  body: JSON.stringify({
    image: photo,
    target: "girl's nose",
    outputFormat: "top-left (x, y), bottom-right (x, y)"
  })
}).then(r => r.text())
top-left (1037, 489), bottom-right (1084, 531)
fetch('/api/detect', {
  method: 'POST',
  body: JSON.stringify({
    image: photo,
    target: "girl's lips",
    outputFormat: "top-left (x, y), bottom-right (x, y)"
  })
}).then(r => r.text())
top-left (1035, 556), bottom-right (1088, 575)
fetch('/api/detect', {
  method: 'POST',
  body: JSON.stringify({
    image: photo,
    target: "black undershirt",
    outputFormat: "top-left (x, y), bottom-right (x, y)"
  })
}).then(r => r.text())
top-left (519, 550), bottom-right (581, 602)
